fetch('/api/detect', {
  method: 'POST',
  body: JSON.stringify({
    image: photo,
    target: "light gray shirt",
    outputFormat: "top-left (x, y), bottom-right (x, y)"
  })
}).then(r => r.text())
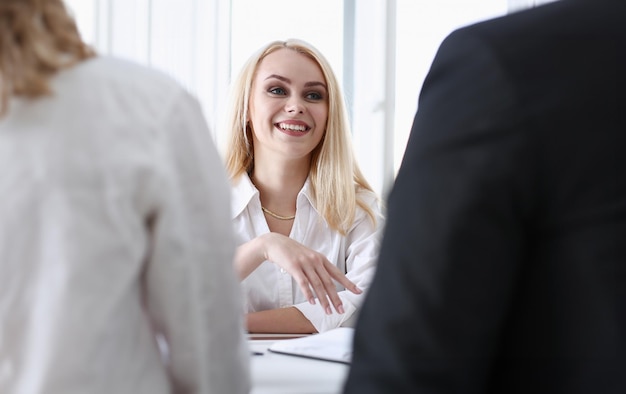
top-left (0, 56), bottom-right (249, 394)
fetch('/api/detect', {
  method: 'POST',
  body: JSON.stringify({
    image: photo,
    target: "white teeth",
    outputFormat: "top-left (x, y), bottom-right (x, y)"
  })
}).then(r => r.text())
top-left (278, 123), bottom-right (307, 132)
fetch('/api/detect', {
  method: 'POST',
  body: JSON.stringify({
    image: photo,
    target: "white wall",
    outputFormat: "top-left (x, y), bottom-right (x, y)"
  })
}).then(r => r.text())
top-left (67, 0), bottom-right (545, 197)
top-left (66, 0), bottom-right (230, 137)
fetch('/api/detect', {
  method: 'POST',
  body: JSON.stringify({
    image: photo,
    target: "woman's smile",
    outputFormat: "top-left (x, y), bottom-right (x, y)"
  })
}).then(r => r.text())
top-left (275, 120), bottom-right (311, 135)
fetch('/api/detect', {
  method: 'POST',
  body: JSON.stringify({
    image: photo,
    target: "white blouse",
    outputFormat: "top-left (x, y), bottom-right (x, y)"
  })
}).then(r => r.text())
top-left (0, 56), bottom-right (249, 394)
top-left (231, 174), bottom-right (384, 333)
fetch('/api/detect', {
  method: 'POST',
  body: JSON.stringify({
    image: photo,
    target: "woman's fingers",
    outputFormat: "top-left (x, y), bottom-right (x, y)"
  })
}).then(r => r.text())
top-left (303, 261), bottom-right (346, 315)
top-left (264, 234), bottom-right (362, 314)
top-left (293, 275), bottom-right (317, 305)
top-left (317, 268), bottom-right (345, 314)
top-left (294, 264), bottom-right (337, 315)
top-left (292, 260), bottom-right (359, 314)
top-left (304, 273), bottom-right (333, 314)
top-left (323, 261), bottom-right (363, 295)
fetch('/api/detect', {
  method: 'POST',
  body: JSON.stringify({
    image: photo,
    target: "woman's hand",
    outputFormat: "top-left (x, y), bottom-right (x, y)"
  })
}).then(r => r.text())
top-left (235, 232), bottom-right (362, 315)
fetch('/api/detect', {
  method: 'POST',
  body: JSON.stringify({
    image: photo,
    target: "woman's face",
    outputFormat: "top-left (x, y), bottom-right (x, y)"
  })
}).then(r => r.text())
top-left (248, 48), bottom-right (328, 162)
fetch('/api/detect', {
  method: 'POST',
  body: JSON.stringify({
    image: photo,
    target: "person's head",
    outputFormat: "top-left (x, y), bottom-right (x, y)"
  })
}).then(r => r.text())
top-left (0, 0), bottom-right (95, 115)
top-left (224, 38), bottom-right (351, 180)
top-left (224, 38), bottom-right (376, 234)
top-left (247, 45), bottom-right (328, 168)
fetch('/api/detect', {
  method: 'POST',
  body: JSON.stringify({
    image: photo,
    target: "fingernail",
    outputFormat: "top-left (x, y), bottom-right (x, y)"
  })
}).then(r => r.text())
top-left (325, 306), bottom-right (332, 315)
top-left (309, 298), bottom-right (316, 305)
top-left (337, 304), bottom-right (345, 314)
top-left (355, 286), bottom-right (363, 294)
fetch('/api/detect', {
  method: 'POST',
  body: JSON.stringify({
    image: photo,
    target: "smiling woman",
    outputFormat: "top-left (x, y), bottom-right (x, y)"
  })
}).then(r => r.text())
top-left (222, 39), bottom-right (385, 335)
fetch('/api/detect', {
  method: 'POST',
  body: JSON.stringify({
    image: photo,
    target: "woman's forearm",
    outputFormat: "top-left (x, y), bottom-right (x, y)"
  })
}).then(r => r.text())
top-left (246, 307), bottom-right (317, 334)
top-left (233, 236), bottom-right (266, 280)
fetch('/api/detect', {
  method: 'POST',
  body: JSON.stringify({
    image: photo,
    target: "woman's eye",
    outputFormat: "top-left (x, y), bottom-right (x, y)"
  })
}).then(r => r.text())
top-left (269, 87), bottom-right (286, 95)
top-left (306, 91), bottom-right (324, 100)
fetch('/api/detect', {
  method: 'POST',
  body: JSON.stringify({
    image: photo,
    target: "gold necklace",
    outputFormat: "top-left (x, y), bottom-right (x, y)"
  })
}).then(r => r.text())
top-left (261, 206), bottom-right (296, 220)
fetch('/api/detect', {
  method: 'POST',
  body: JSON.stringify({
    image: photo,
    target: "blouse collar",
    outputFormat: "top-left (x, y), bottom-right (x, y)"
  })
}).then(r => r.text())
top-left (230, 173), bottom-right (316, 219)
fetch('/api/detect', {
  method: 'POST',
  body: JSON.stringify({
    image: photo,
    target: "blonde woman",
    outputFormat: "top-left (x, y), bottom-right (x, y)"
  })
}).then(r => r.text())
top-left (223, 39), bottom-right (384, 334)
top-left (0, 1), bottom-right (248, 393)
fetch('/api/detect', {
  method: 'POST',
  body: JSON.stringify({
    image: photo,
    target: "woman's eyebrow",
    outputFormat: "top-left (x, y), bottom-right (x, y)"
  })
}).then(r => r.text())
top-left (264, 74), bottom-right (327, 91)
top-left (305, 81), bottom-right (327, 90)
top-left (265, 74), bottom-right (289, 83)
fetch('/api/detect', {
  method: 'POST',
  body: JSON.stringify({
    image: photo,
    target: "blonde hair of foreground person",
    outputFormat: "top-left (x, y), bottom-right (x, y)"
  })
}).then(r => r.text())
top-left (0, 0), bottom-right (95, 115)
top-left (223, 38), bottom-right (376, 234)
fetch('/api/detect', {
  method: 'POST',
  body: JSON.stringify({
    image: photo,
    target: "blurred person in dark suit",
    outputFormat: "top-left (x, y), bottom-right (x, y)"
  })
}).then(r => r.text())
top-left (344, 0), bottom-right (626, 393)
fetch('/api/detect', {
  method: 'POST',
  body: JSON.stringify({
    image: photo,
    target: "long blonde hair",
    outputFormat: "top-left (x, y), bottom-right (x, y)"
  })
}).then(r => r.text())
top-left (0, 0), bottom-right (95, 115)
top-left (223, 39), bottom-right (376, 234)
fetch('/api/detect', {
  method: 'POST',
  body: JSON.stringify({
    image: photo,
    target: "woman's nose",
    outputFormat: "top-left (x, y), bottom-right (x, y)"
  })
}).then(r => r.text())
top-left (285, 97), bottom-right (305, 114)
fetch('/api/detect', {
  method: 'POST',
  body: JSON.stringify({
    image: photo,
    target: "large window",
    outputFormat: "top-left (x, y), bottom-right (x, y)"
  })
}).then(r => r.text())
top-left (230, 0), bottom-right (344, 82)
top-left (66, 0), bottom-right (549, 196)
top-left (394, 1), bottom-right (508, 173)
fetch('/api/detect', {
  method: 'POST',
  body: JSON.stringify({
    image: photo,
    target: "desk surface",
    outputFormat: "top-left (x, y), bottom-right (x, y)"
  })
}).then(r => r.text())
top-left (249, 338), bottom-right (349, 394)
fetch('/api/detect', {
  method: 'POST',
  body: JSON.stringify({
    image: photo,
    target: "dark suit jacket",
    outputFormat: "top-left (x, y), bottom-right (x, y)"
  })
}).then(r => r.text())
top-left (344, 1), bottom-right (626, 393)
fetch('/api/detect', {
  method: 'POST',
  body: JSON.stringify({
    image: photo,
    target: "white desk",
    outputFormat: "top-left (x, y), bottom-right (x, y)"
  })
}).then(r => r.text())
top-left (249, 337), bottom-right (349, 394)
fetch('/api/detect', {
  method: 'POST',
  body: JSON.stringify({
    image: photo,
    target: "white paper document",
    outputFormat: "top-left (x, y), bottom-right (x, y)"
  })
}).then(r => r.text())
top-left (267, 327), bottom-right (354, 364)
